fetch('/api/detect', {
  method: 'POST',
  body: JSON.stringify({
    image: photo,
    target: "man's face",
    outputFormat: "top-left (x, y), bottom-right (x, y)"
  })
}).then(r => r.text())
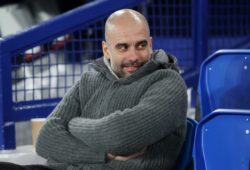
top-left (102, 21), bottom-right (152, 78)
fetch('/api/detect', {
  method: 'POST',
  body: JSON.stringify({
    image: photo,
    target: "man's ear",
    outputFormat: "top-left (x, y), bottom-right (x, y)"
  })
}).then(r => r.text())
top-left (149, 36), bottom-right (153, 52)
top-left (102, 41), bottom-right (110, 59)
top-left (149, 37), bottom-right (153, 53)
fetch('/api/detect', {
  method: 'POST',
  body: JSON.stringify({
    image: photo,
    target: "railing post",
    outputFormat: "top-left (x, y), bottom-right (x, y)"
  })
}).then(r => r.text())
top-left (0, 40), bottom-right (16, 150)
top-left (191, 0), bottom-right (208, 108)
top-left (193, 0), bottom-right (208, 68)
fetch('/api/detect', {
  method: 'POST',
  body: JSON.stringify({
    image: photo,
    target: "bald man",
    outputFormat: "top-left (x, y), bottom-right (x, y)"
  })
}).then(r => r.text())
top-left (0, 9), bottom-right (187, 170)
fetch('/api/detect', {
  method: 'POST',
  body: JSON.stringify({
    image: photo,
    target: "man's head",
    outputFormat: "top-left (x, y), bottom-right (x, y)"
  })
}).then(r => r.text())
top-left (102, 9), bottom-right (153, 78)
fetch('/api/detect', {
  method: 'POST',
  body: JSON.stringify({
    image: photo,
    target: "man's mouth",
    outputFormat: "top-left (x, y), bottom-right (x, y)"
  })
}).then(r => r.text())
top-left (122, 61), bottom-right (144, 74)
top-left (123, 65), bottom-right (139, 73)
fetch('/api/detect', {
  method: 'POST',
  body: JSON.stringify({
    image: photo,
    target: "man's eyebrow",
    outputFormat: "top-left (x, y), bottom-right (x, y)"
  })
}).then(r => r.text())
top-left (115, 43), bottom-right (128, 48)
top-left (114, 40), bottom-right (148, 48)
top-left (135, 40), bottom-right (148, 45)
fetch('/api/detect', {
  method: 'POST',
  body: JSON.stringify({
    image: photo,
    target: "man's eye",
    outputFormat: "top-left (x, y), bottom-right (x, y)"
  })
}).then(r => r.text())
top-left (117, 44), bottom-right (128, 51)
top-left (137, 42), bottom-right (148, 49)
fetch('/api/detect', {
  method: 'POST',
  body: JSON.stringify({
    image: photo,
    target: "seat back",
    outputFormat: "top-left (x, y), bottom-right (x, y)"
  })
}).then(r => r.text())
top-left (176, 117), bottom-right (197, 170)
top-left (198, 50), bottom-right (250, 117)
top-left (193, 109), bottom-right (250, 170)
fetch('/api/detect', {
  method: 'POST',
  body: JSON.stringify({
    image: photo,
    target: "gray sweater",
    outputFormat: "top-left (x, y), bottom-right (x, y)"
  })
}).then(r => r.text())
top-left (36, 49), bottom-right (188, 170)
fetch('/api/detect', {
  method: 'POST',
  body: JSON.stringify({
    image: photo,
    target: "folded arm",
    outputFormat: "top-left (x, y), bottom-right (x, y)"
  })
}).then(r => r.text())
top-left (68, 72), bottom-right (187, 155)
top-left (36, 81), bottom-right (106, 164)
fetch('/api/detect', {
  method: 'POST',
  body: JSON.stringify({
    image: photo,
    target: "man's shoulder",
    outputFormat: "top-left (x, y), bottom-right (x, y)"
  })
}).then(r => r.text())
top-left (144, 69), bottom-right (186, 90)
top-left (80, 71), bottom-right (104, 80)
top-left (148, 68), bottom-right (182, 81)
top-left (79, 71), bottom-right (108, 87)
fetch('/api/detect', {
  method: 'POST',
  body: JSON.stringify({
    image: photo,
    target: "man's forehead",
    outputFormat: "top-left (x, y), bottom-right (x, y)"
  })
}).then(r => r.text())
top-left (114, 39), bottom-right (148, 45)
top-left (106, 24), bottom-right (149, 43)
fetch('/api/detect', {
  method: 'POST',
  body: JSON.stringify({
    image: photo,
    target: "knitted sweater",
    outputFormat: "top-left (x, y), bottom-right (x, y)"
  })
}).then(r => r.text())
top-left (36, 49), bottom-right (188, 170)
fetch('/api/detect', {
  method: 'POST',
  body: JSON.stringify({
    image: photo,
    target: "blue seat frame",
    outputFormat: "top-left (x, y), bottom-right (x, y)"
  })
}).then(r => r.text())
top-left (193, 109), bottom-right (250, 170)
top-left (176, 117), bottom-right (197, 170)
top-left (198, 49), bottom-right (250, 117)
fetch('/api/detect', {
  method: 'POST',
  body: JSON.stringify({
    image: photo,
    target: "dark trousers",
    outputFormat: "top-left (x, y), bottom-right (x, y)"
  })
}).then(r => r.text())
top-left (0, 162), bottom-right (53, 170)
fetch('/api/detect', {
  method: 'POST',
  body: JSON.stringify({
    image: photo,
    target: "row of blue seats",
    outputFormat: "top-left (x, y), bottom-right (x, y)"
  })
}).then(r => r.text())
top-left (180, 50), bottom-right (250, 170)
top-left (193, 109), bottom-right (250, 170)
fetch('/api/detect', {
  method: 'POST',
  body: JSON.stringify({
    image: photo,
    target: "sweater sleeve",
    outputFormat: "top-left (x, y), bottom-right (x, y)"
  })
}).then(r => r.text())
top-left (35, 80), bottom-right (106, 164)
top-left (68, 71), bottom-right (187, 155)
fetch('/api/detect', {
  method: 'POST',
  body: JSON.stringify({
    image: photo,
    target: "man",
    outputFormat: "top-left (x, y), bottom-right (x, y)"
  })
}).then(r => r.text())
top-left (0, 9), bottom-right (187, 170)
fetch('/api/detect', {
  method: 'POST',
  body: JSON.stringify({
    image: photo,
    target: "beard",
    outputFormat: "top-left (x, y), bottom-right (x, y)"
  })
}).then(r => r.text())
top-left (112, 59), bottom-right (147, 78)
top-left (121, 60), bottom-right (146, 68)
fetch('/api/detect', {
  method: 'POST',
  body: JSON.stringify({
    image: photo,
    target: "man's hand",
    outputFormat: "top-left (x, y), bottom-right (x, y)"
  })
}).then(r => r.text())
top-left (107, 147), bottom-right (146, 161)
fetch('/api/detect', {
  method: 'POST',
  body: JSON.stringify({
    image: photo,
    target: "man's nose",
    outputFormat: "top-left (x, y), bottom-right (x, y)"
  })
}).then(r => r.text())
top-left (127, 47), bottom-right (139, 61)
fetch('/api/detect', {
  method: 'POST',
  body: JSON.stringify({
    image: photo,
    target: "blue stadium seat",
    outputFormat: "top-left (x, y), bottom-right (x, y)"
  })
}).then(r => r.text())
top-left (176, 117), bottom-right (197, 170)
top-left (198, 49), bottom-right (250, 117)
top-left (193, 109), bottom-right (250, 170)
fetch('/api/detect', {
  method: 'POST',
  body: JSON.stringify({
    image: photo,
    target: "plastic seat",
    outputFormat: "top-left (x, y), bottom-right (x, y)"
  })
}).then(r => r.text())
top-left (175, 117), bottom-right (197, 170)
top-left (193, 109), bottom-right (250, 170)
top-left (198, 49), bottom-right (250, 117)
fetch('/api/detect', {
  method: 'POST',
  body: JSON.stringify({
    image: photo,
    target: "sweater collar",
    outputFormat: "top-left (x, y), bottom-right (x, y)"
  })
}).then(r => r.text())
top-left (91, 49), bottom-right (179, 83)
